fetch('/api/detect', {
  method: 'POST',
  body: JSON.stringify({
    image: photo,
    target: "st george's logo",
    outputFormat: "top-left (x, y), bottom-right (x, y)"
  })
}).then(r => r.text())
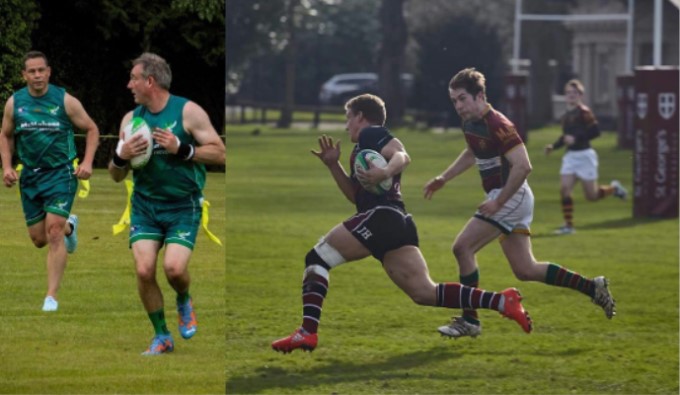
top-left (658, 93), bottom-right (676, 120)
top-left (636, 93), bottom-right (648, 119)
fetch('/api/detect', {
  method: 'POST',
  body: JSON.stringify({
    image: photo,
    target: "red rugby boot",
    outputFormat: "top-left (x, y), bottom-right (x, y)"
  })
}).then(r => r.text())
top-left (499, 288), bottom-right (533, 334)
top-left (271, 328), bottom-right (318, 353)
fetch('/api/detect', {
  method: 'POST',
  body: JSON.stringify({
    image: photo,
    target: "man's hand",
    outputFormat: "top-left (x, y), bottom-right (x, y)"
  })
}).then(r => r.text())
top-left (423, 175), bottom-right (446, 200)
top-left (3, 168), bottom-right (17, 188)
top-left (311, 135), bottom-right (341, 167)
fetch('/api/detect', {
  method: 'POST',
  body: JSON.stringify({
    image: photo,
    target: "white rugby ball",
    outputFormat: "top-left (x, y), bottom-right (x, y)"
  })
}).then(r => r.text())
top-left (353, 149), bottom-right (393, 195)
top-left (123, 116), bottom-right (153, 169)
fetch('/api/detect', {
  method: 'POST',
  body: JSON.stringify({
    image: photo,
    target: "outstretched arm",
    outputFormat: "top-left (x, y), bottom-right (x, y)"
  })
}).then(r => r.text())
top-left (423, 147), bottom-right (475, 200)
top-left (311, 135), bottom-right (355, 203)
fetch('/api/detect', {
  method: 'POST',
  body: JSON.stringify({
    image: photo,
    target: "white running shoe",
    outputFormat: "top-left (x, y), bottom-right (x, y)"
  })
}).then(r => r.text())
top-left (592, 276), bottom-right (616, 319)
top-left (438, 316), bottom-right (481, 339)
top-left (611, 180), bottom-right (628, 200)
top-left (42, 296), bottom-right (58, 312)
top-left (554, 225), bottom-right (575, 235)
top-left (64, 214), bottom-right (78, 254)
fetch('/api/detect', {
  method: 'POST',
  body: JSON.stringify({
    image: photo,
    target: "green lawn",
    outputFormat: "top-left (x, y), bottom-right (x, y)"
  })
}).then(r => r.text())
top-left (0, 171), bottom-right (225, 394)
top-left (225, 123), bottom-right (679, 394)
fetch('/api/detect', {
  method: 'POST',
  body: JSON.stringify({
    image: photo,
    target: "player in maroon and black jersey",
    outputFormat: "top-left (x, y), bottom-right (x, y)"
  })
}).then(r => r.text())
top-left (271, 94), bottom-right (532, 353)
top-left (544, 79), bottom-right (627, 235)
top-left (424, 68), bottom-right (616, 339)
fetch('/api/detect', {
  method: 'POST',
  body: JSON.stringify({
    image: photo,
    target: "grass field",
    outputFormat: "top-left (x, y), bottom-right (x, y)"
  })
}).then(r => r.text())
top-left (0, 171), bottom-right (225, 394)
top-left (225, 123), bottom-right (679, 394)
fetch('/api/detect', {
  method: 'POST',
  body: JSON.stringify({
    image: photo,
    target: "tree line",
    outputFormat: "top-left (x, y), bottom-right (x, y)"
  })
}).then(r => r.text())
top-left (0, 0), bottom-right (224, 168)
top-left (227, 0), bottom-right (575, 129)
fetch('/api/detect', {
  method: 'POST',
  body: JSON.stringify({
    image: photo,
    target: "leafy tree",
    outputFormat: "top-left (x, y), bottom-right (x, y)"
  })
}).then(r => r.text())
top-left (410, 19), bottom-right (504, 127)
top-left (378, 0), bottom-right (407, 127)
top-left (0, 0), bottom-right (39, 102)
top-left (30, 0), bottom-right (223, 133)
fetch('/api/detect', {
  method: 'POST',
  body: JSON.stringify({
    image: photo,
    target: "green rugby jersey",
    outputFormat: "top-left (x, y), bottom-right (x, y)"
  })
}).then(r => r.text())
top-left (13, 84), bottom-right (76, 169)
top-left (132, 95), bottom-right (206, 200)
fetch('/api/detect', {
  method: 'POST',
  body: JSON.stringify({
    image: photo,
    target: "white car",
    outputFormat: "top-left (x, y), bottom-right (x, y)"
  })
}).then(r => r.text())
top-left (318, 73), bottom-right (413, 105)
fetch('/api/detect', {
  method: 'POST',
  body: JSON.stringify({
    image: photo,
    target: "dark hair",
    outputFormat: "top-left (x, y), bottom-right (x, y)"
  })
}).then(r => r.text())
top-left (344, 94), bottom-right (386, 125)
top-left (565, 79), bottom-right (585, 95)
top-left (23, 51), bottom-right (49, 70)
top-left (449, 68), bottom-right (486, 100)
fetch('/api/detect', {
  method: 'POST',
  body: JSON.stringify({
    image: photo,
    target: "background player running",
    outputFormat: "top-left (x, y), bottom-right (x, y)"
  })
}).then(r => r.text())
top-left (544, 79), bottom-right (627, 235)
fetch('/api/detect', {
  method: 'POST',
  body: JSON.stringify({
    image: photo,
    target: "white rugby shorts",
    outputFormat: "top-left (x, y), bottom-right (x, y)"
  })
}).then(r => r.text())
top-left (560, 148), bottom-right (599, 181)
top-left (475, 181), bottom-right (534, 235)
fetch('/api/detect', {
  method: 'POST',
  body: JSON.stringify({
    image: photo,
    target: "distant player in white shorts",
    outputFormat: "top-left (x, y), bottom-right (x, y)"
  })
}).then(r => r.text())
top-left (544, 79), bottom-right (627, 235)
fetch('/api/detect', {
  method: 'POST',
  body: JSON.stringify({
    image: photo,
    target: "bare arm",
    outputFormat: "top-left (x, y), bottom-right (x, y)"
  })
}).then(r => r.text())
top-left (423, 147), bottom-right (476, 199)
top-left (311, 135), bottom-right (355, 203)
top-left (0, 97), bottom-right (18, 187)
top-left (107, 112), bottom-right (133, 183)
top-left (152, 101), bottom-right (225, 165)
top-left (65, 93), bottom-right (99, 179)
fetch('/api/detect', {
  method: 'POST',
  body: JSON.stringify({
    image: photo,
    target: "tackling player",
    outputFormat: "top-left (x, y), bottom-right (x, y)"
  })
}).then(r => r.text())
top-left (0, 51), bottom-right (99, 312)
top-left (544, 79), bottom-right (627, 235)
top-left (271, 94), bottom-right (532, 353)
top-left (108, 53), bottom-right (225, 355)
top-left (423, 68), bottom-right (616, 339)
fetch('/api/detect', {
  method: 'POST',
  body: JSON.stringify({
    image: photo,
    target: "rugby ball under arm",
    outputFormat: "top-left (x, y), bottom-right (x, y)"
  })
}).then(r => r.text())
top-left (122, 116), bottom-right (153, 169)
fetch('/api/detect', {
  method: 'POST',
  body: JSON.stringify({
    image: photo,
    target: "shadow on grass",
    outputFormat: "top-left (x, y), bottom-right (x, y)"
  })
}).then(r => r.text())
top-left (226, 346), bottom-right (462, 394)
top-left (532, 216), bottom-right (674, 239)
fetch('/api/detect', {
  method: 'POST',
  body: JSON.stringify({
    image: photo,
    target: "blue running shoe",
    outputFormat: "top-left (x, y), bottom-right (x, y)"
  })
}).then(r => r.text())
top-left (64, 214), bottom-right (78, 254)
top-left (177, 299), bottom-right (197, 339)
top-left (142, 334), bottom-right (174, 355)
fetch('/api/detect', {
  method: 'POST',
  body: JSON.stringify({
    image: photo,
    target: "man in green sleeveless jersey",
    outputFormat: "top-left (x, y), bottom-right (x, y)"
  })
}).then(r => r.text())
top-left (0, 51), bottom-right (100, 312)
top-left (108, 53), bottom-right (225, 355)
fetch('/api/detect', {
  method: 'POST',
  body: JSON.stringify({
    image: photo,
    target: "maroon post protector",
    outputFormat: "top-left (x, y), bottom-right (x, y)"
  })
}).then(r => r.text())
top-left (503, 73), bottom-right (529, 143)
top-left (616, 74), bottom-right (635, 150)
top-left (633, 66), bottom-right (679, 218)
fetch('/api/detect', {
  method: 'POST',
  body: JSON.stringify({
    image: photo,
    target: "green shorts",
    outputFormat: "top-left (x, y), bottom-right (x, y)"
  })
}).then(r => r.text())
top-left (20, 164), bottom-right (77, 226)
top-left (129, 192), bottom-right (203, 250)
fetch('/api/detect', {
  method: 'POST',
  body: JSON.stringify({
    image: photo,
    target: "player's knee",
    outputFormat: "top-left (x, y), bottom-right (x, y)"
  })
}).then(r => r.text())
top-left (45, 224), bottom-right (64, 244)
top-left (164, 264), bottom-right (185, 281)
top-left (511, 265), bottom-right (537, 282)
top-left (408, 290), bottom-right (433, 306)
top-left (305, 249), bottom-right (330, 271)
top-left (30, 236), bottom-right (47, 248)
top-left (305, 238), bottom-right (346, 270)
top-left (135, 264), bottom-right (157, 282)
top-left (584, 192), bottom-right (599, 202)
top-left (452, 240), bottom-right (469, 261)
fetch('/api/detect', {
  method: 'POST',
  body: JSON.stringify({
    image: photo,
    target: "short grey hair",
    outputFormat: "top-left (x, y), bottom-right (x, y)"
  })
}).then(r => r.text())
top-left (132, 52), bottom-right (172, 90)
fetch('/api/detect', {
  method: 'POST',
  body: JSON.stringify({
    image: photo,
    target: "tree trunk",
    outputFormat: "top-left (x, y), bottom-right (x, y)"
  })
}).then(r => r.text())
top-left (277, 0), bottom-right (297, 128)
top-left (378, 0), bottom-right (408, 128)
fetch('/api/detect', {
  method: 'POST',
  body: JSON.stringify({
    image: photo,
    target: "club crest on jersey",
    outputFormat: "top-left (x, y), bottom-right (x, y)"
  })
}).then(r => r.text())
top-left (163, 121), bottom-right (178, 132)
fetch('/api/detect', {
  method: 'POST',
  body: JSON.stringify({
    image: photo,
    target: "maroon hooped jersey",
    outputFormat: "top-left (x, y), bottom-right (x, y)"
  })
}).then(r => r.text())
top-left (462, 105), bottom-right (524, 193)
top-left (552, 103), bottom-right (600, 151)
